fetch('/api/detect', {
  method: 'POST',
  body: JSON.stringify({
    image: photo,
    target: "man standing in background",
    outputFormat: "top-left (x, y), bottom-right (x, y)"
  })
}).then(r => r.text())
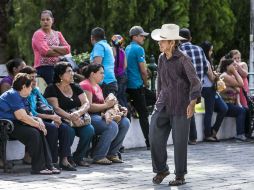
top-left (125, 26), bottom-right (150, 149)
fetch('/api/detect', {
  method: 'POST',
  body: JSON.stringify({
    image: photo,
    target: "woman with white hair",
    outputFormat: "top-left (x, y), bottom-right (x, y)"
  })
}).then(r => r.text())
top-left (149, 24), bottom-right (201, 186)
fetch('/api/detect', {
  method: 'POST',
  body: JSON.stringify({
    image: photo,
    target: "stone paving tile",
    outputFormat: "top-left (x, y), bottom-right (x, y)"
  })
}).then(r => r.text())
top-left (0, 140), bottom-right (254, 189)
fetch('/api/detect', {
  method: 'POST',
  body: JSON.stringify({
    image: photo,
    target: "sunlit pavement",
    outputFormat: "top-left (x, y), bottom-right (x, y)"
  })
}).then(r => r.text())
top-left (0, 139), bottom-right (254, 190)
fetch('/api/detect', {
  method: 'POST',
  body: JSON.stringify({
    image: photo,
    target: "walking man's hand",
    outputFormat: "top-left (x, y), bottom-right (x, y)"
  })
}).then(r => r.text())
top-left (186, 100), bottom-right (197, 119)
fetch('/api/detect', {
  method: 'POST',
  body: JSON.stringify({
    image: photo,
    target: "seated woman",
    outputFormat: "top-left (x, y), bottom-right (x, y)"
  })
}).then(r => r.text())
top-left (44, 62), bottom-right (94, 167)
top-left (219, 59), bottom-right (246, 141)
top-left (79, 63), bottom-right (130, 165)
top-left (20, 66), bottom-right (75, 171)
top-left (200, 41), bottom-right (228, 141)
top-left (0, 73), bottom-right (60, 174)
top-left (0, 58), bottom-right (26, 94)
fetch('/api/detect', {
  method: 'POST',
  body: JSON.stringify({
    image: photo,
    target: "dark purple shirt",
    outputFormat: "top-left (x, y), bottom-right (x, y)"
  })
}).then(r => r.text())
top-left (155, 48), bottom-right (201, 116)
top-left (0, 76), bottom-right (13, 86)
top-left (114, 48), bottom-right (125, 77)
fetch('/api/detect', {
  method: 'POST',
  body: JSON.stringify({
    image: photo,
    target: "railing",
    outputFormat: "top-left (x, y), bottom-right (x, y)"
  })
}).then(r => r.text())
top-left (249, 72), bottom-right (254, 95)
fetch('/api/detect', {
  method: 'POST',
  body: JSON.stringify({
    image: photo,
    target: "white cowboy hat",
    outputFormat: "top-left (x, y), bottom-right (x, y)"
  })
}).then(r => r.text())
top-left (151, 24), bottom-right (186, 41)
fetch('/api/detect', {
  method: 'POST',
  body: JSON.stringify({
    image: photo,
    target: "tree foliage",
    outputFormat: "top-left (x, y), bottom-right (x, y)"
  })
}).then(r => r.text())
top-left (2, 0), bottom-right (250, 66)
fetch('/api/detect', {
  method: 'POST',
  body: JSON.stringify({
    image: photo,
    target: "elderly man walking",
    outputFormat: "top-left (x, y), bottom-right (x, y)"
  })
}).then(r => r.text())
top-left (150, 24), bottom-right (201, 186)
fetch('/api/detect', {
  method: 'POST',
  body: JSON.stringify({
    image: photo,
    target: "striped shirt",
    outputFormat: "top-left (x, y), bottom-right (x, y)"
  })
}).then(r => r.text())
top-left (180, 42), bottom-right (208, 85)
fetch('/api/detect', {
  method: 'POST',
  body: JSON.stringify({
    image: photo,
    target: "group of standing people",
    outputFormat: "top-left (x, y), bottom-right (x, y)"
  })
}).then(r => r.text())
top-left (0, 8), bottom-right (251, 187)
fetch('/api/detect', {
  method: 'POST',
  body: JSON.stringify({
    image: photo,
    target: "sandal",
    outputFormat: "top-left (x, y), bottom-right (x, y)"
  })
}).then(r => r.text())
top-left (93, 158), bottom-right (112, 165)
top-left (107, 156), bottom-right (124, 163)
top-left (31, 169), bottom-right (53, 175)
top-left (50, 167), bottom-right (61, 174)
top-left (152, 171), bottom-right (170, 184)
top-left (76, 160), bottom-right (90, 167)
top-left (168, 177), bottom-right (186, 186)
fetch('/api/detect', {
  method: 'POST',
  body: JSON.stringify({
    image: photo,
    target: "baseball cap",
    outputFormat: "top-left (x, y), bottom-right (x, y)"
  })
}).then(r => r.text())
top-left (179, 28), bottom-right (191, 39)
top-left (129, 26), bottom-right (149, 37)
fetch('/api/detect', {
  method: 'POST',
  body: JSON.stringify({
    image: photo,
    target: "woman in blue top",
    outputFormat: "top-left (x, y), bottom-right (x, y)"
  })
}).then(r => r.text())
top-left (0, 73), bottom-right (60, 175)
top-left (20, 66), bottom-right (76, 171)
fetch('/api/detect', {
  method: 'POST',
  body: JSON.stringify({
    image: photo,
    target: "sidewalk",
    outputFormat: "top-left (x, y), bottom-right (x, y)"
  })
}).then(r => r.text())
top-left (0, 140), bottom-right (254, 190)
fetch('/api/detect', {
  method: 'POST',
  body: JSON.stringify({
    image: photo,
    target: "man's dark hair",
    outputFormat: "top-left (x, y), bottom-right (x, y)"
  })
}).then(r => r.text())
top-left (91, 27), bottom-right (106, 41)
top-left (179, 28), bottom-right (191, 42)
top-left (13, 73), bottom-right (32, 91)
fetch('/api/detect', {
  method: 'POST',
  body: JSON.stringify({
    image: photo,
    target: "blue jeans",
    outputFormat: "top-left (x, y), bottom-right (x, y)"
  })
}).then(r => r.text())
top-left (44, 121), bottom-right (71, 163)
top-left (212, 93), bottom-right (228, 133)
top-left (202, 87), bottom-right (228, 137)
top-left (91, 114), bottom-right (130, 161)
top-left (225, 103), bottom-right (246, 135)
top-left (36, 65), bottom-right (54, 85)
top-left (116, 74), bottom-right (128, 107)
top-left (68, 124), bottom-right (95, 162)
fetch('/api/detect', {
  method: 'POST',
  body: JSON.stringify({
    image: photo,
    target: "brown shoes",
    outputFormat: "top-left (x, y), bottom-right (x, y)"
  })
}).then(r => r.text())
top-left (107, 156), bottom-right (124, 163)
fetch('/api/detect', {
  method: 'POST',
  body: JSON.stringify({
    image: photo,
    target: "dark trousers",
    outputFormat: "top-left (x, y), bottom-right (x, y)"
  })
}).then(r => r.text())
top-left (189, 116), bottom-right (197, 141)
top-left (101, 81), bottom-right (118, 98)
top-left (150, 108), bottom-right (190, 176)
top-left (127, 87), bottom-right (150, 144)
top-left (116, 75), bottom-right (128, 107)
top-left (10, 121), bottom-right (52, 172)
top-left (36, 65), bottom-right (54, 85)
top-left (44, 121), bottom-right (71, 163)
top-left (225, 103), bottom-right (246, 135)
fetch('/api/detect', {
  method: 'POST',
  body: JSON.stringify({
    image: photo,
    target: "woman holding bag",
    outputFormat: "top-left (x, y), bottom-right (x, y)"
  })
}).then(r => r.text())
top-left (80, 63), bottom-right (130, 165)
top-left (199, 41), bottom-right (228, 141)
top-left (32, 10), bottom-right (70, 84)
top-left (44, 62), bottom-right (94, 168)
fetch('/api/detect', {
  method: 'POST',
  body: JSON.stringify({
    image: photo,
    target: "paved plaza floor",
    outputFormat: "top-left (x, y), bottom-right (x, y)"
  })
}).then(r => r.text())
top-left (0, 140), bottom-right (254, 190)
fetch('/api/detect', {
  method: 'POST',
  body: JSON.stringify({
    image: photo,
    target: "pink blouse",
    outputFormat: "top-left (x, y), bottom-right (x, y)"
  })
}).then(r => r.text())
top-left (32, 29), bottom-right (70, 68)
top-left (239, 77), bottom-right (249, 108)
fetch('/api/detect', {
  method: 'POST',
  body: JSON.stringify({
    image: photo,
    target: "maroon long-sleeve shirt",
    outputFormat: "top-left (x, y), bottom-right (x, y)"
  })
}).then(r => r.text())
top-left (155, 48), bottom-right (201, 116)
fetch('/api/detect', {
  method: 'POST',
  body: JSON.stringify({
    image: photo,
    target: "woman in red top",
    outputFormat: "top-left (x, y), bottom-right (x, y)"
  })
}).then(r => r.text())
top-left (32, 10), bottom-right (70, 84)
top-left (80, 64), bottom-right (130, 165)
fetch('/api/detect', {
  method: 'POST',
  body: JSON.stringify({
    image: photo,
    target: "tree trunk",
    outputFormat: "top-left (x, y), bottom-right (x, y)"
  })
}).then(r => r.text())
top-left (0, 0), bottom-right (9, 64)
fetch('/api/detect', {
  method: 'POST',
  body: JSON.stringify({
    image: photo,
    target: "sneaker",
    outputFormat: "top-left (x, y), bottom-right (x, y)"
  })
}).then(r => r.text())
top-left (235, 134), bottom-right (247, 141)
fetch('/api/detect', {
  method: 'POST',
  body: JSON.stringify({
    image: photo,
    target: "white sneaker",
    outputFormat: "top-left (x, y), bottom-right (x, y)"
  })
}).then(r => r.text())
top-left (235, 134), bottom-right (247, 141)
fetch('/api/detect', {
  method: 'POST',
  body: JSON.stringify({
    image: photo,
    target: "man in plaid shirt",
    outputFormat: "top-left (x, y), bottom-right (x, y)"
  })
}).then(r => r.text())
top-left (179, 28), bottom-right (208, 145)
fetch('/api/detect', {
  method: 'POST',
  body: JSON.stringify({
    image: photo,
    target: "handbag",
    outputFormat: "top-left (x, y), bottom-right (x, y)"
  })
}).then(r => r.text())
top-left (214, 76), bottom-right (226, 92)
top-left (68, 108), bottom-right (91, 127)
top-left (36, 95), bottom-right (54, 115)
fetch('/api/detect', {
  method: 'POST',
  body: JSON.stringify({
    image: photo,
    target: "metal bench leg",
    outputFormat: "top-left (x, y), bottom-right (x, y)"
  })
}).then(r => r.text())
top-left (0, 119), bottom-right (14, 172)
top-left (0, 125), bottom-right (8, 172)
